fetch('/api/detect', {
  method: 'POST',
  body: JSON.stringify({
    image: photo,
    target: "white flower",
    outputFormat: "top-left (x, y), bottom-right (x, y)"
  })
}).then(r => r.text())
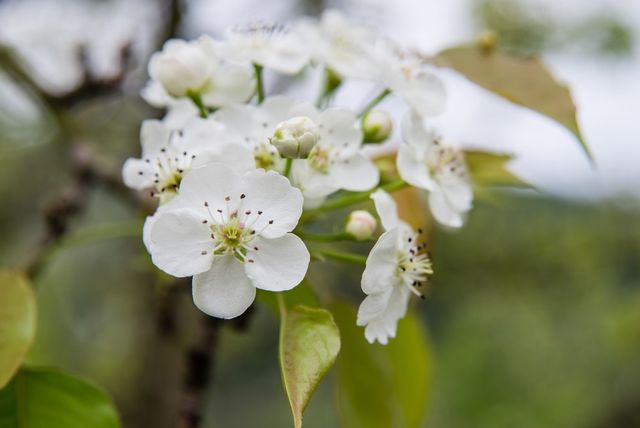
top-left (214, 96), bottom-right (379, 202)
top-left (346, 210), bottom-right (377, 241)
top-left (146, 36), bottom-right (255, 108)
top-left (271, 116), bottom-right (319, 158)
top-left (213, 96), bottom-right (296, 172)
top-left (122, 117), bottom-right (255, 203)
top-left (397, 112), bottom-right (473, 228)
top-left (289, 105), bottom-right (380, 201)
top-left (374, 39), bottom-right (446, 118)
top-left (146, 164), bottom-right (310, 318)
top-left (357, 190), bottom-right (433, 345)
top-left (294, 9), bottom-right (377, 80)
top-left (220, 23), bottom-right (309, 75)
top-left (362, 110), bottom-right (393, 143)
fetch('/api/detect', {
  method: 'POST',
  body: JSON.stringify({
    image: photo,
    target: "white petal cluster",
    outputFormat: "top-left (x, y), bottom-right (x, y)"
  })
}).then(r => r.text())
top-left (146, 164), bottom-right (309, 318)
top-left (144, 36), bottom-right (255, 109)
top-left (398, 112), bottom-right (473, 228)
top-left (125, 8), bottom-right (478, 331)
top-left (358, 190), bottom-right (433, 344)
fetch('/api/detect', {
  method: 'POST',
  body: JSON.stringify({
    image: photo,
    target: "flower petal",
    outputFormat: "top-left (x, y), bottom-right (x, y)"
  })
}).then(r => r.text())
top-left (140, 119), bottom-right (172, 156)
top-left (177, 163), bottom-right (241, 216)
top-left (192, 255), bottom-right (256, 319)
top-left (328, 153), bottom-right (379, 192)
top-left (238, 169), bottom-right (304, 238)
top-left (404, 70), bottom-right (446, 118)
top-left (359, 285), bottom-right (410, 344)
top-left (192, 144), bottom-right (256, 175)
top-left (318, 108), bottom-right (362, 154)
top-left (397, 143), bottom-right (435, 191)
top-left (361, 229), bottom-right (400, 294)
top-left (244, 234), bottom-right (309, 292)
top-left (370, 190), bottom-right (399, 231)
top-left (122, 158), bottom-right (155, 190)
top-left (149, 208), bottom-right (213, 277)
top-left (428, 190), bottom-right (464, 228)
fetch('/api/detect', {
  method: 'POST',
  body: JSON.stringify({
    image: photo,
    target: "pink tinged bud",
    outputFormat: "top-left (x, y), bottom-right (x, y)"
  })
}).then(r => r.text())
top-left (346, 210), bottom-right (377, 240)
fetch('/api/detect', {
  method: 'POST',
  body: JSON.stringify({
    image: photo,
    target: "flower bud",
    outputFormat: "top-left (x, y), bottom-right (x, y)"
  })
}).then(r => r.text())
top-left (150, 41), bottom-right (211, 97)
top-left (346, 210), bottom-right (377, 241)
top-left (362, 110), bottom-right (393, 143)
top-left (271, 116), bottom-right (320, 158)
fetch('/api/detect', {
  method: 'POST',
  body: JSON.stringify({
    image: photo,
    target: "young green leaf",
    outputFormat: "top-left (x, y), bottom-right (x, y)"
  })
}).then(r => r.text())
top-left (331, 300), bottom-right (432, 428)
top-left (0, 270), bottom-right (36, 388)
top-left (0, 366), bottom-right (120, 428)
top-left (279, 304), bottom-right (341, 428)
top-left (464, 150), bottom-right (532, 189)
top-left (434, 45), bottom-right (593, 162)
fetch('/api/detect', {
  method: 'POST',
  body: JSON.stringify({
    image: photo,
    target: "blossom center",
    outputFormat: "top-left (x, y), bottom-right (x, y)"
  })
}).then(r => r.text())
top-left (253, 141), bottom-right (282, 170)
top-left (425, 142), bottom-right (466, 178)
top-left (147, 146), bottom-right (197, 202)
top-left (396, 230), bottom-right (433, 299)
top-left (308, 144), bottom-right (333, 173)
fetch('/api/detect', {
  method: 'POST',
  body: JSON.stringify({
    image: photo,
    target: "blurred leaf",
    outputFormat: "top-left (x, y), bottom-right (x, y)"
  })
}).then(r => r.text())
top-left (434, 45), bottom-right (592, 162)
top-left (465, 150), bottom-right (531, 189)
top-left (0, 366), bottom-right (120, 427)
top-left (331, 300), bottom-right (432, 428)
top-left (0, 271), bottom-right (36, 388)
top-left (279, 304), bottom-right (341, 428)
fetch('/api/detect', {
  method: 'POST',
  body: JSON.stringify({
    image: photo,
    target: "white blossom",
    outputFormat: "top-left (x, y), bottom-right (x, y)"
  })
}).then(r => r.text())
top-left (214, 96), bottom-right (379, 201)
top-left (397, 112), bottom-right (473, 228)
top-left (271, 116), bottom-right (319, 158)
top-left (288, 105), bottom-right (380, 201)
top-left (213, 96), bottom-right (296, 172)
top-left (294, 9), bottom-right (377, 80)
top-left (357, 190), bottom-right (433, 344)
top-left (122, 117), bottom-right (255, 203)
top-left (146, 36), bottom-right (255, 108)
top-left (346, 210), bottom-right (377, 241)
top-left (374, 39), bottom-right (446, 119)
top-left (220, 23), bottom-right (309, 75)
top-left (146, 164), bottom-right (309, 318)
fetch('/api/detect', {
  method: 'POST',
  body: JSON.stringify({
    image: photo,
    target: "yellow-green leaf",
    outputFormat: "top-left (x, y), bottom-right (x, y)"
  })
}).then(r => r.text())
top-left (434, 45), bottom-right (592, 162)
top-left (465, 150), bottom-right (531, 189)
top-left (0, 366), bottom-right (120, 428)
top-left (0, 271), bottom-right (36, 388)
top-left (279, 304), bottom-right (341, 428)
top-left (332, 300), bottom-right (432, 428)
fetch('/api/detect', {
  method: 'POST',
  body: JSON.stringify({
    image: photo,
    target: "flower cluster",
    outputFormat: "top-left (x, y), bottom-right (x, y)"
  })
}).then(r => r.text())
top-left (124, 10), bottom-right (476, 343)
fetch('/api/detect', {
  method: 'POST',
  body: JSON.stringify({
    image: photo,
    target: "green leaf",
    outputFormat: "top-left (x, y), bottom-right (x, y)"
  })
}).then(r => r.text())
top-left (0, 271), bottom-right (36, 388)
top-left (434, 45), bottom-right (593, 162)
top-left (464, 150), bottom-right (531, 189)
top-left (0, 366), bottom-right (120, 428)
top-left (331, 300), bottom-right (432, 428)
top-left (279, 303), bottom-right (341, 428)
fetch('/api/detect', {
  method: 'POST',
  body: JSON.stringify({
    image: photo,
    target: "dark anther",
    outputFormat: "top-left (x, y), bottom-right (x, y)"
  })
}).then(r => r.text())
top-left (268, 220), bottom-right (274, 224)
top-left (240, 194), bottom-right (246, 199)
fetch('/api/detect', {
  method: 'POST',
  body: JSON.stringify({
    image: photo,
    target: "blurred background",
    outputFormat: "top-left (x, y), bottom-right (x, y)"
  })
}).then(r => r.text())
top-left (0, 0), bottom-right (639, 427)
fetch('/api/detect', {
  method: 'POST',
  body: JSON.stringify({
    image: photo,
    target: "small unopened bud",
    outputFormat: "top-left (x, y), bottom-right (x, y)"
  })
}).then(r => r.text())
top-left (150, 41), bottom-right (211, 97)
top-left (271, 116), bottom-right (319, 158)
top-left (362, 110), bottom-right (393, 143)
top-left (346, 210), bottom-right (377, 241)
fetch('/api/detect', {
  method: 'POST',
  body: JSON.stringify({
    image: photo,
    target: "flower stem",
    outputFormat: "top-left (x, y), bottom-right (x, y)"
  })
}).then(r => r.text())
top-left (302, 179), bottom-right (408, 221)
top-left (254, 64), bottom-right (265, 104)
top-left (187, 91), bottom-right (208, 118)
top-left (297, 231), bottom-right (359, 242)
top-left (313, 248), bottom-right (368, 265)
top-left (283, 158), bottom-right (293, 177)
top-left (358, 88), bottom-right (391, 118)
top-left (315, 67), bottom-right (342, 108)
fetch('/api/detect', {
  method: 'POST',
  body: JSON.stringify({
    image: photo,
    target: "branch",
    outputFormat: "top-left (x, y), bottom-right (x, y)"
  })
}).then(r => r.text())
top-left (176, 306), bottom-right (254, 428)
